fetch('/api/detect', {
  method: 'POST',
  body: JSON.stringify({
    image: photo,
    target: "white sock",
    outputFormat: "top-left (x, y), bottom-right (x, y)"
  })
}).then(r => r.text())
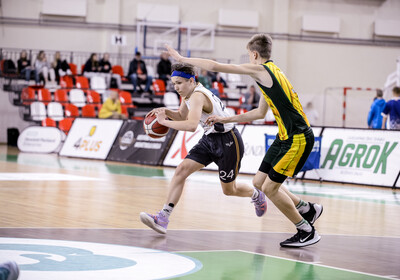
top-left (162, 204), bottom-right (174, 218)
top-left (296, 219), bottom-right (312, 232)
top-left (296, 200), bottom-right (310, 214)
top-left (251, 188), bottom-right (259, 199)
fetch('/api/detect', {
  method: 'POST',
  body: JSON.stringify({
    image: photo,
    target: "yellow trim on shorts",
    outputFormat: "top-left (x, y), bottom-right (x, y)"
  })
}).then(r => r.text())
top-left (230, 130), bottom-right (240, 176)
top-left (274, 133), bottom-right (306, 177)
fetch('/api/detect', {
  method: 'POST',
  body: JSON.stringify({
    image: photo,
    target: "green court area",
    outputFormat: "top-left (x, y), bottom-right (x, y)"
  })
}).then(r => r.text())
top-left (177, 251), bottom-right (389, 280)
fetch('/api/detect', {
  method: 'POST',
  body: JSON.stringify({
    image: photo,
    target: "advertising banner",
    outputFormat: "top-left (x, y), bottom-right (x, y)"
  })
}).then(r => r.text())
top-left (163, 125), bottom-right (209, 167)
top-left (107, 120), bottom-right (176, 165)
top-left (18, 126), bottom-right (64, 153)
top-left (59, 118), bottom-right (123, 159)
top-left (240, 125), bottom-right (278, 174)
top-left (303, 128), bottom-right (400, 187)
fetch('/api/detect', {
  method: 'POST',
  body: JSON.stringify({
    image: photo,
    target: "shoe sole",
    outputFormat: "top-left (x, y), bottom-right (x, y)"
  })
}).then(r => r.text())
top-left (140, 212), bottom-right (167, 234)
top-left (310, 205), bottom-right (324, 225)
top-left (280, 231), bottom-right (321, 248)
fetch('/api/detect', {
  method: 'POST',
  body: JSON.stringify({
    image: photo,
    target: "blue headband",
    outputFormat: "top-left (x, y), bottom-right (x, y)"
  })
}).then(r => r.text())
top-left (171, 70), bottom-right (195, 80)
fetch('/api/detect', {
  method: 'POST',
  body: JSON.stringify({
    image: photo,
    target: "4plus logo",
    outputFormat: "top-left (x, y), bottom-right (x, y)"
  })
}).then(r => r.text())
top-left (171, 130), bottom-right (201, 159)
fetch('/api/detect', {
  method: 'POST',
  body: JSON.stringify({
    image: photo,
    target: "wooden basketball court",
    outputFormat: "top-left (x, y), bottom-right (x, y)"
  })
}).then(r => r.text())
top-left (0, 144), bottom-right (399, 279)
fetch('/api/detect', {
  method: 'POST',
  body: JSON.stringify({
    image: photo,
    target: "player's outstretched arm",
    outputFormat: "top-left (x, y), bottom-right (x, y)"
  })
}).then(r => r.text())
top-left (166, 45), bottom-right (261, 76)
top-left (207, 97), bottom-right (269, 125)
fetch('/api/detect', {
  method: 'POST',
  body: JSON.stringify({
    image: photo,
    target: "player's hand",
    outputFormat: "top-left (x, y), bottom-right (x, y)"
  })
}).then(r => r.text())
top-left (165, 44), bottom-right (183, 62)
top-left (155, 110), bottom-right (167, 125)
top-left (206, 115), bottom-right (224, 126)
top-left (146, 107), bottom-right (166, 117)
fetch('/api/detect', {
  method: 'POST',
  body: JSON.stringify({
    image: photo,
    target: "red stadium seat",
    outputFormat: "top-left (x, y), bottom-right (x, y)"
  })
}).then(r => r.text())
top-left (152, 79), bottom-right (166, 96)
top-left (21, 87), bottom-right (36, 105)
top-left (112, 65), bottom-right (128, 82)
top-left (41, 117), bottom-right (57, 127)
top-left (75, 76), bottom-right (89, 89)
top-left (86, 90), bottom-right (102, 110)
top-left (68, 63), bottom-right (78, 75)
top-left (64, 103), bottom-right (79, 118)
top-left (37, 88), bottom-right (52, 105)
top-left (81, 104), bottom-right (96, 118)
top-left (213, 82), bottom-right (226, 97)
top-left (54, 89), bottom-right (69, 104)
top-left (58, 118), bottom-right (74, 134)
top-left (60, 75), bottom-right (74, 88)
top-left (118, 91), bottom-right (134, 105)
top-left (119, 91), bottom-right (136, 118)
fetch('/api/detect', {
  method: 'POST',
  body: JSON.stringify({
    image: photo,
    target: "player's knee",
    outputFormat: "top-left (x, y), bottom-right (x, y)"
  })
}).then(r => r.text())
top-left (174, 164), bottom-right (191, 180)
top-left (262, 184), bottom-right (279, 198)
top-left (221, 182), bottom-right (235, 196)
top-left (252, 177), bottom-right (263, 190)
top-left (222, 188), bottom-right (235, 196)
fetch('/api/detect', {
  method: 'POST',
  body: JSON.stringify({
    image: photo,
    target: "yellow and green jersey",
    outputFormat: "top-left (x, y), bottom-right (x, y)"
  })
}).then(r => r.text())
top-left (256, 60), bottom-right (310, 140)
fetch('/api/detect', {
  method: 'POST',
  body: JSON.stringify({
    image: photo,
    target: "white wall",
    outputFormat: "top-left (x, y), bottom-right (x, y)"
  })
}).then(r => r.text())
top-left (1, 0), bottom-right (400, 137)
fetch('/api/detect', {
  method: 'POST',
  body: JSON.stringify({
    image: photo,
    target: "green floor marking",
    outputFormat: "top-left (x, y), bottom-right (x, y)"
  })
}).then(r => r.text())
top-left (176, 251), bottom-right (389, 280)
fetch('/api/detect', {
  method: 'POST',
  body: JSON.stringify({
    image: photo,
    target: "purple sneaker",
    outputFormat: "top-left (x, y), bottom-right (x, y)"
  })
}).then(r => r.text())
top-left (251, 190), bottom-right (267, 217)
top-left (1, 261), bottom-right (19, 280)
top-left (140, 211), bottom-right (169, 234)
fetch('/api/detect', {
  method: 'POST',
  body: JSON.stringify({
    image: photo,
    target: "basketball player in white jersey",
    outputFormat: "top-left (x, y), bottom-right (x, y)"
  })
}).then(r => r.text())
top-left (140, 62), bottom-right (267, 234)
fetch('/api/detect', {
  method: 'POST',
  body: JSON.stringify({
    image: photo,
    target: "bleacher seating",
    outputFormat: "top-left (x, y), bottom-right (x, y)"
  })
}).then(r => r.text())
top-left (75, 76), bottom-right (90, 89)
top-left (47, 102), bottom-right (64, 121)
top-left (58, 118), bottom-right (74, 135)
top-left (68, 63), bottom-right (78, 75)
top-left (90, 76), bottom-right (107, 94)
top-left (29, 101), bottom-right (47, 121)
top-left (54, 89), bottom-right (69, 104)
top-left (37, 88), bottom-right (52, 105)
top-left (212, 81), bottom-right (226, 97)
top-left (41, 117), bottom-right (57, 127)
top-left (163, 92), bottom-right (180, 110)
top-left (2, 52), bottom-right (241, 136)
top-left (112, 65), bottom-right (128, 82)
top-left (81, 104), bottom-right (97, 118)
top-left (86, 90), bottom-right (102, 109)
top-left (21, 87), bottom-right (36, 105)
top-left (64, 103), bottom-right (79, 118)
top-left (69, 89), bottom-right (86, 107)
top-left (152, 79), bottom-right (166, 96)
top-left (60, 76), bottom-right (74, 88)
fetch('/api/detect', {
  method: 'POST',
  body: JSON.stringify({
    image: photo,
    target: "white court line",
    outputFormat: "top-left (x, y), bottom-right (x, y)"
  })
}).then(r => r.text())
top-left (0, 173), bottom-right (102, 181)
top-left (174, 249), bottom-right (397, 280)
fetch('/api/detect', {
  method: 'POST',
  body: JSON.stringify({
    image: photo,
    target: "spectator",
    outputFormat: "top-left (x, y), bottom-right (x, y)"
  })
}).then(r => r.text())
top-left (17, 50), bottom-right (34, 82)
top-left (99, 53), bottom-right (122, 89)
top-left (381, 86), bottom-right (400, 130)
top-left (240, 85), bottom-right (260, 111)
top-left (99, 90), bottom-right (127, 119)
top-left (157, 52), bottom-right (172, 87)
top-left (211, 72), bottom-right (227, 88)
top-left (197, 69), bottom-right (220, 97)
top-left (34, 50), bottom-right (56, 85)
top-left (0, 261), bottom-right (19, 280)
top-left (127, 51), bottom-right (152, 94)
top-left (51, 51), bottom-right (71, 83)
top-left (367, 89), bottom-right (385, 129)
top-left (304, 101), bottom-right (319, 126)
top-left (83, 53), bottom-right (101, 74)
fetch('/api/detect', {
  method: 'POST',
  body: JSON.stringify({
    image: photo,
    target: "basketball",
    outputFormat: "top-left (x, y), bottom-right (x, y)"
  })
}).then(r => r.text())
top-left (143, 113), bottom-right (169, 138)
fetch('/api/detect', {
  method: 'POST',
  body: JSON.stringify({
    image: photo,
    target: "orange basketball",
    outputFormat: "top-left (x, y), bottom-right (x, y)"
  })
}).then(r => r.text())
top-left (143, 114), bottom-right (169, 138)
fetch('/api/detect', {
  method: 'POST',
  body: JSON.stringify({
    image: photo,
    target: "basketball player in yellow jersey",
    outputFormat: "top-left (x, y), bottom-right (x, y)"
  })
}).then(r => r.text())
top-left (166, 34), bottom-right (323, 247)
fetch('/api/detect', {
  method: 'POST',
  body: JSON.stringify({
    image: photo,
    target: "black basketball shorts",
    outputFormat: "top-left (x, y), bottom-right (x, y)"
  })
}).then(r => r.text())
top-left (186, 127), bottom-right (244, 183)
